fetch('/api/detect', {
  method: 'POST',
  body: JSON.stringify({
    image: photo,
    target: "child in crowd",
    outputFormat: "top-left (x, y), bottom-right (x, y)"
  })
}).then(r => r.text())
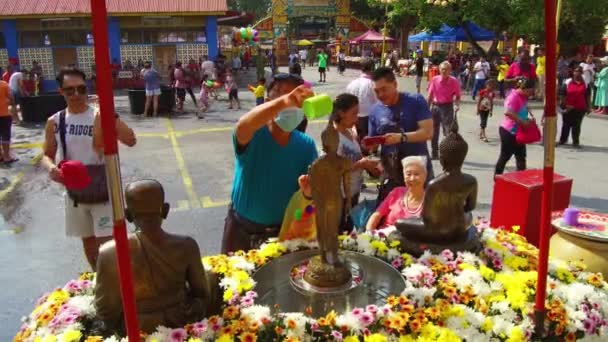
top-left (248, 77), bottom-right (266, 106)
top-left (225, 71), bottom-right (240, 110)
top-left (278, 176), bottom-right (316, 242)
top-left (197, 75), bottom-right (210, 118)
top-left (477, 79), bottom-right (496, 142)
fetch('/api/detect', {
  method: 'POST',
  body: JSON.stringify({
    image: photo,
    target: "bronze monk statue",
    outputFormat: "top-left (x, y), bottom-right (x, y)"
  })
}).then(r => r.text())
top-left (394, 125), bottom-right (479, 256)
top-left (304, 123), bottom-right (352, 288)
top-left (94, 180), bottom-right (220, 334)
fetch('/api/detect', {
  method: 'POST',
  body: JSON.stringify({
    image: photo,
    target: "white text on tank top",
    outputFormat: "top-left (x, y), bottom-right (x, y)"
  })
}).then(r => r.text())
top-left (53, 106), bottom-right (103, 165)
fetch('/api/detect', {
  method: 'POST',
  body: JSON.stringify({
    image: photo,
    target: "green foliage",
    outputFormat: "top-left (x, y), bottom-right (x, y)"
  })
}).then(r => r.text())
top-left (227, 0), bottom-right (271, 20)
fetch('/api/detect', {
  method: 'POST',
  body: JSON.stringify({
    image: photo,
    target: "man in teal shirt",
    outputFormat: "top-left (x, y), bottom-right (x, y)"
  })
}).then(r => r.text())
top-left (318, 50), bottom-right (328, 83)
top-left (222, 73), bottom-right (318, 253)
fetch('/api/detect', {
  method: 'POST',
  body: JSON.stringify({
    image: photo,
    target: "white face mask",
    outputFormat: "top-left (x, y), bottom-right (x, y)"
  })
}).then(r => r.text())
top-left (274, 108), bottom-right (304, 133)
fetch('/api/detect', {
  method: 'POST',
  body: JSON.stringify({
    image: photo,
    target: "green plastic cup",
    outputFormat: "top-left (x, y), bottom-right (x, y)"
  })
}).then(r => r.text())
top-left (302, 94), bottom-right (333, 120)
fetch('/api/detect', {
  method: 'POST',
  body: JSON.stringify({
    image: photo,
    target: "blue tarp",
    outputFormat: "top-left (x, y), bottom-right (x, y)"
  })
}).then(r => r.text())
top-left (409, 22), bottom-right (496, 42)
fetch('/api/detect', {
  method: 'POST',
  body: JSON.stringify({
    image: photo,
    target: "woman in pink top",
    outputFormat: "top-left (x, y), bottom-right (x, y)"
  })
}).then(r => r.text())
top-left (494, 77), bottom-right (536, 175)
top-left (366, 156), bottom-right (427, 230)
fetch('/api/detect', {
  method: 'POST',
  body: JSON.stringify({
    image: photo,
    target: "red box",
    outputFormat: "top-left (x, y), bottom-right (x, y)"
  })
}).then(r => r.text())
top-left (491, 169), bottom-right (573, 247)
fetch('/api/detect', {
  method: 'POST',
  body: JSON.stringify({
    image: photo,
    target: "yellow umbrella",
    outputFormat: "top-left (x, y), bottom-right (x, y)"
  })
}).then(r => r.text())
top-left (296, 39), bottom-right (314, 46)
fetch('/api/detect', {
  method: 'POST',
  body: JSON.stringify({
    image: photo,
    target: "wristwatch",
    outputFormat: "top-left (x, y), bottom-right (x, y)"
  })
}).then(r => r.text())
top-left (400, 132), bottom-right (408, 143)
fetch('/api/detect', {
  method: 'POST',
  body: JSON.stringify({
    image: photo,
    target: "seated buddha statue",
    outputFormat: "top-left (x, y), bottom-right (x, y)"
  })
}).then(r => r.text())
top-left (394, 126), bottom-right (479, 255)
top-left (94, 179), bottom-right (220, 334)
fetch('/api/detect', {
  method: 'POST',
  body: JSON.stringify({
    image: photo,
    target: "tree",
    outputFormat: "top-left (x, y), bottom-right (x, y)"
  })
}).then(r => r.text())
top-left (227, 0), bottom-right (272, 20)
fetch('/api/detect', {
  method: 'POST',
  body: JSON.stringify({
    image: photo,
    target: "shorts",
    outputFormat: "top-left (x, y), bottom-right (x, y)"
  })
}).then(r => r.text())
top-left (146, 88), bottom-right (161, 96)
top-left (65, 195), bottom-right (113, 238)
top-left (11, 90), bottom-right (21, 105)
top-left (176, 88), bottom-right (186, 101)
top-left (229, 89), bottom-right (238, 101)
top-left (415, 76), bottom-right (423, 88)
top-left (318, 67), bottom-right (326, 73)
top-left (479, 110), bottom-right (490, 129)
top-left (255, 97), bottom-right (264, 106)
top-left (0, 116), bottom-right (12, 142)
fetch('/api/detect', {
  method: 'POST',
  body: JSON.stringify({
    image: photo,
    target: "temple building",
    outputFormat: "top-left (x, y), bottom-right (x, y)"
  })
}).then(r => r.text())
top-left (0, 0), bottom-right (227, 91)
top-left (254, 0), bottom-right (369, 63)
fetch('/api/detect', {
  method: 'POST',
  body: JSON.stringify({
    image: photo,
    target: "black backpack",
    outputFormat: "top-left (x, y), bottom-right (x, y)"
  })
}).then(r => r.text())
top-left (58, 110), bottom-right (109, 205)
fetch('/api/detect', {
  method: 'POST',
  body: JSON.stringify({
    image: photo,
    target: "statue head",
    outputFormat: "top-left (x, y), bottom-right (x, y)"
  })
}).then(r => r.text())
top-left (125, 179), bottom-right (170, 230)
top-left (321, 122), bottom-right (340, 155)
top-left (439, 125), bottom-right (468, 172)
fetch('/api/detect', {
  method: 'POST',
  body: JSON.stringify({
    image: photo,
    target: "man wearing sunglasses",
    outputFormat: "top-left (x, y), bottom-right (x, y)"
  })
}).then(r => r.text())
top-left (222, 73), bottom-right (318, 253)
top-left (41, 67), bottom-right (136, 270)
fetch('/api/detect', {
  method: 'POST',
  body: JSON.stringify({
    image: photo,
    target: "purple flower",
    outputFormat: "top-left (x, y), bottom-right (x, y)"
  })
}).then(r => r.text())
top-left (331, 330), bottom-right (343, 341)
top-left (241, 298), bottom-right (254, 307)
top-left (311, 321), bottom-right (320, 331)
top-left (358, 312), bottom-right (374, 326)
top-left (229, 294), bottom-right (240, 305)
top-left (170, 328), bottom-right (187, 342)
top-left (493, 258), bottom-right (503, 270)
top-left (351, 308), bottom-right (364, 317)
top-left (211, 323), bottom-right (221, 331)
top-left (192, 321), bottom-right (207, 337)
top-left (378, 231), bottom-right (386, 238)
top-left (440, 249), bottom-right (454, 261)
top-left (583, 319), bottom-right (596, 334)
top-left (391, 258), bottom-right (403, 268)
top-left (381, 305), bottom-right (391, 315)
top-left (245, 291), bottom-right (258, 299)
top-left (365, 305), bottom-right (378, 314)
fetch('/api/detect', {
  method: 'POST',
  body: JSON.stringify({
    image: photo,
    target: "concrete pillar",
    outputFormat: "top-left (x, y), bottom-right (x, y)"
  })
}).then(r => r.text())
top-left (2, 19), bottom-right (19, 64)
top-left (206, 16), bottom-right (218, 59)
top-left (107, 17), bottom-right (121, 63)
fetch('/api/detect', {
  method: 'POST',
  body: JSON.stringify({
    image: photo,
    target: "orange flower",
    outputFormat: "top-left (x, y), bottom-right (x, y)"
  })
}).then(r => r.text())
top-left (249, 321), bottom-right (260, 332)
top-left (425, 307), bottom-right (441, 320)
top-left (587, 273), bottom-right (604, 287)
top-left (389, 317), bottom-right (405, 330)
top-left (401, 304), bottom-right (415, 314)
top-left (565, 332), bottom-right (577, 342)
top-left (387, 296), bottom-right (398, 306)
top-left (286, 319), bottom-right (297, 330)
top-left (305, 306), bottom-right (313, 315)
top-left (555, 325), bottom-right (564, 336)
top-left (444, 286), bottom-right (457, 297)
top-left (261, 317), bottom-right (271, 325)
top-left (409, 319), bottom-right (422, 332)
top-left (275, 326), bottom-right (284, 335)
top-left (398, 296), bottom-right (409, 305)
top-left (209, 316), bottom-right (220, 325)
top-left (223, 306), bottom-right (240, 320)
top-left (240, 332), bottom-right (257, 342)
top-left (318, 318), bottom-right (329, 326)
top-left (221, 326), bottom-right (234, 336)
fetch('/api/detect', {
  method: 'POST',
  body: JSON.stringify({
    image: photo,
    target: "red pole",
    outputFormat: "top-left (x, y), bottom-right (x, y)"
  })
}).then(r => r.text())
top-left (90, 1), bottom-right (140, 341)
top-left (535, 0), bottom-right (558, 336)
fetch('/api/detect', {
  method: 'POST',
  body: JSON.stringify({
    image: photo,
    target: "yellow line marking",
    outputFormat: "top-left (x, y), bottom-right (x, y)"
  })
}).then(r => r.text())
top-left (165, 118), bottom-right (200, 208)
top-left (173, 200), bottom-right (191, 212)
top-left (0, 153), bottom-right (43, 202)
top-left (175, 126), bottom-right (233, 137)
top-left (201, 196), bottom-right (230, 208)
top-left (137, 132), bottom-right (169, 138)
top-left (12, 142), bottom-right (43, 149)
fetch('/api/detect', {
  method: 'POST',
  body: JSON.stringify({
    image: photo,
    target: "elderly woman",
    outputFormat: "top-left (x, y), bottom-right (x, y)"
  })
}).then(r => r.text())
top-left (366, 156), bottom-right (427, 231)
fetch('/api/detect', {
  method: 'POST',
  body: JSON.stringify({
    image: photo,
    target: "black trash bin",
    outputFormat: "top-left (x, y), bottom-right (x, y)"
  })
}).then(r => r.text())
top-left (21, 93), bottom-right (67, 123)
top-left (158, 86), bottom-right (176, 114)
top-left (127, 88), bottom-right (146, 115)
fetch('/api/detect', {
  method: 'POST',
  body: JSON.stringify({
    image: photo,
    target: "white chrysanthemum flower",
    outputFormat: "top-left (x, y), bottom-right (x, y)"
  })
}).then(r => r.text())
top-left (457, 251), bottom-right (482, 265)
top-left (66, 295), bottom-right (96, 318)
top-left (336, 312), bottom-right (363, 332)
top-left (491, 316), bottom-right (515, 336)
top-left (386, 248), bottom-right (401, 261)
top-left (241, 305), bottom-right (271, 324)
top-left (491, 301), bottom-right (510, 313)
top-left (147, 326), bottom-right (171, 341)
top-left (230, 256), bottom-right (256, 271)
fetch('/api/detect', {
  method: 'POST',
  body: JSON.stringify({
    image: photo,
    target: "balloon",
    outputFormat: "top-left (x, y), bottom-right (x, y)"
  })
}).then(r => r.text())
top-left (240, 28), bottom-right (247, 39)
top-left (206, 80), bottom-right (214, 87)
top-left (294, 209), bottom-right (303, 221)
top-left (253, 29), bottom-right (258, 37)
top-left (214, 82), bottom-right (220, 88)
top-left (305, 205), bottom-right (314, 215)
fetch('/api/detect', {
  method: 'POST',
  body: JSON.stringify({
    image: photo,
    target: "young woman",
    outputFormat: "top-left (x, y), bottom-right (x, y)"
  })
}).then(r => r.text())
top-left (559, 66), bottom-right (587, 147)
top-left (494, 77), bottom-right (536, 175)
top-left (331, 93), bottom-right (380, 231)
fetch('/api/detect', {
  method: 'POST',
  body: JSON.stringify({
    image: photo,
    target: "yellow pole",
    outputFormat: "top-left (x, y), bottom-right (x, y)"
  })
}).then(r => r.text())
top-left (380, 4), bottom-right (388, 67)
top-left (556, 0), bottom-right (563, 36)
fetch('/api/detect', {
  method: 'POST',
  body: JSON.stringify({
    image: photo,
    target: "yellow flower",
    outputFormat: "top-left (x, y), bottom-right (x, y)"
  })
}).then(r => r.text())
top-left (437, 328), bottom-right (462, 342)
top-left (512, 225), bottom-right (520, 233)
top-left (61, 329), bottom-right (82, 342)
top-left (390, 240), bottom-right (400, 248)
top-left (398, 336), bottom-right (415, 342)
top-left (42, 336), bottom-right (57, 342)
top-left (504, 256), bottom-right (529, 271)
top-left (587, 273), bottom-right (604, 287)
top-left (48, 290), bottom-right (69, 303)
top-left (481, 317), bottom-right (493, 332)
top-left (364, 333), bottom-right (388, 342)
top-left (223, 288), bottom-right (234, 302)
top-left (479, 265), bottom-right (496, 281)
top-left (187, 338), bottom-right (202, 342)
top-left (85, 337), bottom-right (103, 342)
top-left (458, 263), bottom-right (475, 271)
top-left (401, 253), bottom-right (413, 266)
top-left (344, 336), bottom-right (359, 342)
top-left (371, 240), bottom-right (389, 255)
top-left (217, 334), bottom-right (235, 342)
top-left (506, 327), bottom-right (525, 342)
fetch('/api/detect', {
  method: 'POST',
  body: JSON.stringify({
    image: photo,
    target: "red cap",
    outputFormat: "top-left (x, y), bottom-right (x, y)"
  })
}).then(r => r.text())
top-left (58, 160), bottom-right (91, 190)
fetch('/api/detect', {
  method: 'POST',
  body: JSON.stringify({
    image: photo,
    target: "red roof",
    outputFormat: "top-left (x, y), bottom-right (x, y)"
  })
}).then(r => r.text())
top-left (0, 0), bottom-right (227, 17)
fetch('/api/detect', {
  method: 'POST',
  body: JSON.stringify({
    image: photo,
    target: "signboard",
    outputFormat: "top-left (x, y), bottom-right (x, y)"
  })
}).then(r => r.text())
top-left (293, 0), bottom-right (330, 5)
top-left (118, 71), bottom-right (133, 79)
top-left (288, 0), bottom-right (337, 17)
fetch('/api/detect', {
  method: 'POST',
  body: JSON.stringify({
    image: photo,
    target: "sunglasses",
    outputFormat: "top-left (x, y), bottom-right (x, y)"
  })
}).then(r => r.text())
top-left (62, 85), bottom-right (87, 96)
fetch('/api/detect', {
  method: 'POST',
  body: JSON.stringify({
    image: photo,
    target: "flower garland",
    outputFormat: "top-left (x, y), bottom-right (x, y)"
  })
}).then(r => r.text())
top-left (14, 222), bottom-right (608, 342)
